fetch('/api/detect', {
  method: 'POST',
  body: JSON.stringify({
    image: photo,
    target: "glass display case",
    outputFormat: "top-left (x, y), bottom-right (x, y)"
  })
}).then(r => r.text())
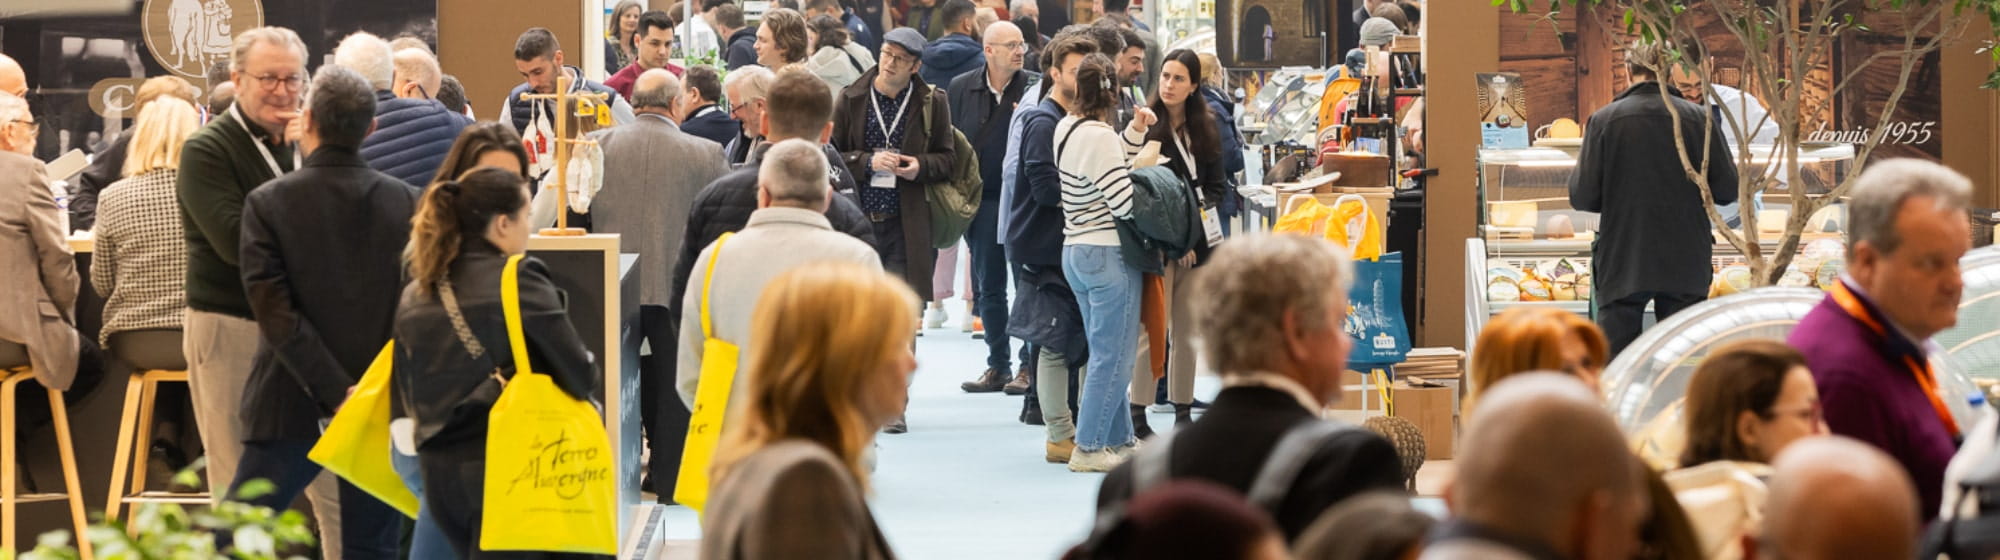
top-left (1465, 143), bottom-right (1860, 341)
top-left (1245, 67), bottom-right (1337, 146)
top-left (1602, 287), bottom-right (1987, 468)
top-left (1936, 247), bottom-right (2000, 382)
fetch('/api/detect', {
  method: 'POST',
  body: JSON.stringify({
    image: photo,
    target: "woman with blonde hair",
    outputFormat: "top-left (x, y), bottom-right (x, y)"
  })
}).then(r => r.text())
top-left (702, 261), bottom-right (916, 560)
top-left (1469, 306), bottom-right (1608, 400)
top-left (93, 96), bottom-right (200, 367)
top-left (73, 75), bottom-right (201, 230)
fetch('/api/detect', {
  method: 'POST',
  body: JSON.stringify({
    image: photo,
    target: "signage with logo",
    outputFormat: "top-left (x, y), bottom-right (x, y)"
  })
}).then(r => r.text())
top-left (142, 0), bottom-right (265, 80)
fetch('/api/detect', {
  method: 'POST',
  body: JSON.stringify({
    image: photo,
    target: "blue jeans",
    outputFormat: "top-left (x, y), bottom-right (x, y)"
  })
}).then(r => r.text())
top-left (1063, 244), bottom-right (1141, 451)
top-left (394, 443), bottom-right (459, 560)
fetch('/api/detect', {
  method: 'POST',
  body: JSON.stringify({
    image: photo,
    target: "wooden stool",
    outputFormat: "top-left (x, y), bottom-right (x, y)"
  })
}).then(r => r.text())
top-left (2, 365), bottom-right (94, 559)
top-left (103, 368), bottom-right (208, 528)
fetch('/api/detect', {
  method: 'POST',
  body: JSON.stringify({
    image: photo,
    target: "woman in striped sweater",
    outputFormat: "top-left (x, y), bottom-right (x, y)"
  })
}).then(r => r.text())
top-left (1055, 52), bottom-right (1157, 472)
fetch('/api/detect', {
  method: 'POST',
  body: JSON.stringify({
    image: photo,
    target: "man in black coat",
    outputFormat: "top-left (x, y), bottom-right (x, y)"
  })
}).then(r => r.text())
top-left (1569, 39), bottom-right (1738, 356)
top-left (671, 66), bottom-right (878, 338)
top-left (946, 20), bottom-right (1037, 394)
top-left (1094, 235), bottom-right (1405, 542)
top-left (233, 67), bottom-right (414, 559)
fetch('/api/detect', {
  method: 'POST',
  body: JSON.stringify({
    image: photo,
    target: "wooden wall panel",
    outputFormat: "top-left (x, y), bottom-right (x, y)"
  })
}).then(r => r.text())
top-left (1499, 56), bottom-right (1579, 131)
top-left (439, 0), bottom-right (583, 119)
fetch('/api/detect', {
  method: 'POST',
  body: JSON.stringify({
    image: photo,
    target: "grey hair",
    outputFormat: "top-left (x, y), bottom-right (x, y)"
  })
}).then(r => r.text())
top-left (1625, 38), bottom-right (1666, 79)
top-left (334, 31), bottom-right (395, 90)
top-left (392, 48), bottom-right (443, 95)
top-left (724, 65), bottom-right (775, 104)
top-left (231, 27), bottom-right (309, 74)
top-left (0, 93), bottom-right (27, 125)
top-left (1193, 234), bottom-right (1354, 376)
top-left (307, 66), bottom-right (378, 150)
top-left (1011, 0), bottom-right (1036, 15)
top-left (1846, 158), bottom-right (1973, 257)
top-left (758, 139), bottom-right (830, 207)
top-left (630, 68), bottom-right (683, 111)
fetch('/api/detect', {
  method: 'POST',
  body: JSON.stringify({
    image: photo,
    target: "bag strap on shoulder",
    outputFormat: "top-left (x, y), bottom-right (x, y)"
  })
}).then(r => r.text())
top-left (700, 233), bottom-right (733, 339)
top-left (500, 254), bottom-right (531, 380)
top-left (1246, 421), bottom-right (1356, 511)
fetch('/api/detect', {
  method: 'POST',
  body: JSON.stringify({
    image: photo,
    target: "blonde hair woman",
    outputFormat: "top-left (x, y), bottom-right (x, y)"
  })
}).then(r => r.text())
top-left (93, 96), bottom-right (201, 369)
top-left (702, 261), bottom-right (917, 560)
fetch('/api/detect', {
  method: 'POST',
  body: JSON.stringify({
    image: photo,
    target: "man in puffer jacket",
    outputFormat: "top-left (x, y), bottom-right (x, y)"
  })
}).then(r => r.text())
top-left (370, 46), bottom-right (471, 186)
top-left (919, 0), bottom-right (986, 88)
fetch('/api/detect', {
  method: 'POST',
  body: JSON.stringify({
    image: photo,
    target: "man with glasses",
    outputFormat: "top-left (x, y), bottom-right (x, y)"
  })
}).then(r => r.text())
top-left (175, 26), bottom-right (359, 560)
top-left (333, 31), bottom-right (470, 187)
top-left (946, 20), bottom-right (1035, 396)
top-left (719, 66), bottom-right (774, 166)
top-left (606, 10), bottom-right (687, 99)
top-left (832, 28), bottom-right (957, 433)
top-left (677, 65), bottom-right (740, 148)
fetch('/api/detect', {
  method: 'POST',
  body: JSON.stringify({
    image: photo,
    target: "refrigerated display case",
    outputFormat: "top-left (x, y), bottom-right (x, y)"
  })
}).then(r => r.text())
top-left (1936, 247), bottom-right (2000, 383)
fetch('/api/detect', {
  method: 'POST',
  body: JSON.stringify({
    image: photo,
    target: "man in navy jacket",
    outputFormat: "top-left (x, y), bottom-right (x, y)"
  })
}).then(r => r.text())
top-left (338, 35), bottom-right (470, 187)
top-left (946, 20), bottom-right (1035, 394)
top-left (919, 0), bottom-right (986, 88)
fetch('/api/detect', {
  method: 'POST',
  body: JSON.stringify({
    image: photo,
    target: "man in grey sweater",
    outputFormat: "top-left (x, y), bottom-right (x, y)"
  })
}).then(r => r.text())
top-left (676, 138), bottom-right (881, 406)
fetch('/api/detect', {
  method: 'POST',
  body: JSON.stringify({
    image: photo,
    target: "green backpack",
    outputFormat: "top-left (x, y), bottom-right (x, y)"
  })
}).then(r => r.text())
top-left (920, 85), bottom-right (982, 249)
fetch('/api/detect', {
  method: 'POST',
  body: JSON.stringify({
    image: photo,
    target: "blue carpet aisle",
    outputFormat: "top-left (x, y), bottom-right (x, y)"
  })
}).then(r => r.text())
top-left (660, 325), bottom-right (1224, 559)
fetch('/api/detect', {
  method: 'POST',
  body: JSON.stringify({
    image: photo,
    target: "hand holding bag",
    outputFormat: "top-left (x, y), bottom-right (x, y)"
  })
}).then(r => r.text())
top-left (480, 254), bottom-right (619, 554)
top-left (308, 343), bottom-right (421, 518)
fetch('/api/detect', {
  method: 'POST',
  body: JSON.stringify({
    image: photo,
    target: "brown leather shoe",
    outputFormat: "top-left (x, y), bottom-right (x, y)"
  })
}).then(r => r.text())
top-left (1045, 438), bottom-right (1077, 463)
top-left (1001, 369), bottom-right (1031, 395)
top-left (960, 368), bottom-right (1012, 393)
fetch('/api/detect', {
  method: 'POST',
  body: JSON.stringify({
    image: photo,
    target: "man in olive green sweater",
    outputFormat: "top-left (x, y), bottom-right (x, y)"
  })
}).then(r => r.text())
top-left (175, 26), bottom-right (354, 559)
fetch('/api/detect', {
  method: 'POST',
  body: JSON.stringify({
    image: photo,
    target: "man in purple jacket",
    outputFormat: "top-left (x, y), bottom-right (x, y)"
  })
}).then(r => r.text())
top-left (1787, 158), bottom-right (1973, 521)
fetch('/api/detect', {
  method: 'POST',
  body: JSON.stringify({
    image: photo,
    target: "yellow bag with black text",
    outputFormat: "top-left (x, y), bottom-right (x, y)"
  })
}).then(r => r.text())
top-left (481, 254), bottom-right (618, 554)
top-left (673, 233), bottom-right (737, 515)
top-left (307, 342), bottom-right (420, 518)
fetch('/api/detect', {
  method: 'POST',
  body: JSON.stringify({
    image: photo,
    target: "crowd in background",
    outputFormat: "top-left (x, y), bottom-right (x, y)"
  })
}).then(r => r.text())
top-left (0, 0), bottom-right (1996, 559)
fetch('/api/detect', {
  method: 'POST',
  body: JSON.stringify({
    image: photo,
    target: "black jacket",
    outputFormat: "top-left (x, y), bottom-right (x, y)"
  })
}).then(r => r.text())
top-left (831, 69), bottom-right (954, 297)
top-left (1095, 386), bottom-right (1406, 541)
top-left (1155, 126), bottom-right (1226, 264)
top-left (681, 104), bottom-right (741, 149)
top-left (1004, 97), bottom-right (1066, 266)
top-left (670, 142), bottom-right (877, 326)
top-left (238, 146), bottom-right (420, 441)
top-left (393, 243), bottom-right (598, 449)
top-left (724, 26), bottom-right (759, 70)
top-left (947, 67), bottom-right (1037, 203)
top-left (1569, 81), bottom-right (1739, 301)
top-left (71, 129), bottom-right (133, 231)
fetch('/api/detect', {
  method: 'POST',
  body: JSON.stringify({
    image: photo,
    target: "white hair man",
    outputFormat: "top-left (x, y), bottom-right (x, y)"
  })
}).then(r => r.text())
top-left (717, 65), bottom-right (774, 165)
top-left (0, 90), bottom-right (90, 402)
top-left (335, 32), bottom-right (470, 186)
top-left (586, 68), bottom-right (731, 496)
top-left (1788, 158), bottom-right (1974, 521)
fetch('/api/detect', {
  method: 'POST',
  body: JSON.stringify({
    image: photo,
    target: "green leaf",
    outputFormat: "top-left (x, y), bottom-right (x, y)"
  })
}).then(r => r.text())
top-left (1624, 8), bottom-right (1635, 27)
top-left (233, 479), bottom-right (277, 501)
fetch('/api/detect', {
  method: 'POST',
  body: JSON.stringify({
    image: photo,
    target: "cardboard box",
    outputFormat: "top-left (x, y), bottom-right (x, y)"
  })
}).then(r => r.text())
top-left (1390, 381), bottom-right (1456, 460)
top-left (1333, 368), bottom-right (1393, 411)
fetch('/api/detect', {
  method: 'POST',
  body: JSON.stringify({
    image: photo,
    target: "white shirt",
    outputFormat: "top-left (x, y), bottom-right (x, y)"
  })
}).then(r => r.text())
top-left (1709, 84), bottom-right (1778, 147)
top-left (681, 15), bottom-right (722, 60)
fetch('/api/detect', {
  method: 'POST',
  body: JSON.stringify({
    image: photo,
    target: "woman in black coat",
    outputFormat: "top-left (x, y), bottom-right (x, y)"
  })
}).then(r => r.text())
top-left (1139, 49), bottom-right (1226, 426)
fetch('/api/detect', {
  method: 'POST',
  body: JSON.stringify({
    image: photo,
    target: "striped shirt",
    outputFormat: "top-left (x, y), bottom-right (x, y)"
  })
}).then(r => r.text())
top-left (1055, 115), bottom-right (1147, 245)
top-left (92, 168), bottom-right (188, 345)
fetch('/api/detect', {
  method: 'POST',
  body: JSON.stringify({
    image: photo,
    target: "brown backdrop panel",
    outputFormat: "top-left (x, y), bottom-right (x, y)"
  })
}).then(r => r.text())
top-left (1421, 7), bottom-right (1498, 349)
top-left (439, 0), bottom-right (583, 119)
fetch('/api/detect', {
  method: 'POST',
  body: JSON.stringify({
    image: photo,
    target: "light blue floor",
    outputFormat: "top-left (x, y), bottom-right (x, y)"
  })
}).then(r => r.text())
top-left (660, 324), bottom-right (1221, 559)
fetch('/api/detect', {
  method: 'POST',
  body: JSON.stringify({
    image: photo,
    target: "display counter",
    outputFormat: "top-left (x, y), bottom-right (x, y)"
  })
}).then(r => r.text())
top-left (13, 234), bottom-right (640, 554)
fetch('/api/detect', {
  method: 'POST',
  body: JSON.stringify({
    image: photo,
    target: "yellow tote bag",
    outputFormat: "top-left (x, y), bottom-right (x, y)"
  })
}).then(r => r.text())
top-left (1273, 195), bottom-right (1385, 260)
top-left (308, 342), bottom-right (420, 518)
top-left (480, 254), bottom-right (619, 554)
top-left (673, 233), bottom-right (737, 514)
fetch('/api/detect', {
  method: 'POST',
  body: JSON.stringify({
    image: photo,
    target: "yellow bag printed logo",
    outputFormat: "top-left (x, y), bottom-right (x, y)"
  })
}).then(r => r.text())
top-left (480, 254), bottom-right (618, 554)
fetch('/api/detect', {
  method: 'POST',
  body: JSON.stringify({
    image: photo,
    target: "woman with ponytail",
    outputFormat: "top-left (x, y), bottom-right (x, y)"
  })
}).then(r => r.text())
top-left (392, 166), bottom-right (602, 558)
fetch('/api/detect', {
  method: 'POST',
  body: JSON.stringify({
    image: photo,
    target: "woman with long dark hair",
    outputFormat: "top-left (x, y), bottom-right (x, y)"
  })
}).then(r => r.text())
top-left (394, 166), bottom-right (602, 558)
top-left (605, 0), bottom-right (644, 73)
top-left (1131, 48), bottom-right (1225, 428)
top-left (1055, 52), bottom-right (1155, 473)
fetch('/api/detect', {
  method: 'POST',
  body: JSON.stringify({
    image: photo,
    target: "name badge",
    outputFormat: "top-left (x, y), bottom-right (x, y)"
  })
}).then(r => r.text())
top-left (870, 171), bottom-right (898, 189)
top-left (1201, 209), bottom-right (1224, 247)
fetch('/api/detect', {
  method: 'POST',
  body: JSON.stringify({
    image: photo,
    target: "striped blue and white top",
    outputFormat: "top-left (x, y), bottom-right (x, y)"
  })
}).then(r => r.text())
top-left (1055, 115), bottom-right (1148, 246)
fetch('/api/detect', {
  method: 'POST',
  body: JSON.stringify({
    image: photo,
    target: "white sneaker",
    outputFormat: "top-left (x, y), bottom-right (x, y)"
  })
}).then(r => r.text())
top-left (924, 304), bottom-right (948, 329)
top-left (1147, 403), bottom-right (1174, 413)
top-left (1068, 446), bottom-right (1132, 472)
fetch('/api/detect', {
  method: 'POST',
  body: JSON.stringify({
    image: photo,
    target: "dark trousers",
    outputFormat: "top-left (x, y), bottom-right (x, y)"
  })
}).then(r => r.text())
top-left (964, 199), bottom-right (1012, 371)
top-left (231, 439), bottom-right (403, 559)
top-left (871, 214), bottom-right (909, 283)
top-left (419, 439), bottom-right (610, 560)
top-left (639, 304), bottom-right (688, 503)
top-left (1598, 291), bottom-right (1705, 357)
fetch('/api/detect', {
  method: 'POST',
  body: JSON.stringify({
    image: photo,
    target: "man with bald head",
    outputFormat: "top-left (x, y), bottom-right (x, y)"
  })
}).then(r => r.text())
top-left (584, 67), bottom-right (731, 499)
top-left (946, 20), bottom-right (1038, 395)
top-left (1764, 436), bottom-right (1921, 560)
top-left (335, 32), bottom-right (471, 186)
top-left (0, 53), bottom-right (25, 97)
top-left (1425, 373), bottom-right (1650, 560)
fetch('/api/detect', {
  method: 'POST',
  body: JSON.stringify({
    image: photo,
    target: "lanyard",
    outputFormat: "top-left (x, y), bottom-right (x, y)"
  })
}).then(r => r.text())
top-left (230, 103), bottom-right (296, 177)
top-left (1827, 280), bottom-right (1962, 435)
top-left (870, 85), bottom-right (913, 147)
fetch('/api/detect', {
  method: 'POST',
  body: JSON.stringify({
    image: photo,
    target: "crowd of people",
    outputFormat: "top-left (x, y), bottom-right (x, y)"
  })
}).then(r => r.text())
top-left (0, 0), bottom-right (1996, 559)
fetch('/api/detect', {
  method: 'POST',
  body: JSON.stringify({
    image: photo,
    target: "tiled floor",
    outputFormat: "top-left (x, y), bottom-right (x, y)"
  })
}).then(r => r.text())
top-left (656, 321), bottom-right (1458, 559)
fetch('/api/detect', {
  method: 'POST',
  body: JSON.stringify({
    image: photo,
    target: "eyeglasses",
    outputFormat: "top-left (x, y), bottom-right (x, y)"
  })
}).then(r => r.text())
top-left (248, 72), bottom-right (306, 92)
top-left (989, 41), bottom-right (1027, 53)
top-left (880, 50), bottom-right (917, 67)
top-left (8, 119), bottom-right (37, 133)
